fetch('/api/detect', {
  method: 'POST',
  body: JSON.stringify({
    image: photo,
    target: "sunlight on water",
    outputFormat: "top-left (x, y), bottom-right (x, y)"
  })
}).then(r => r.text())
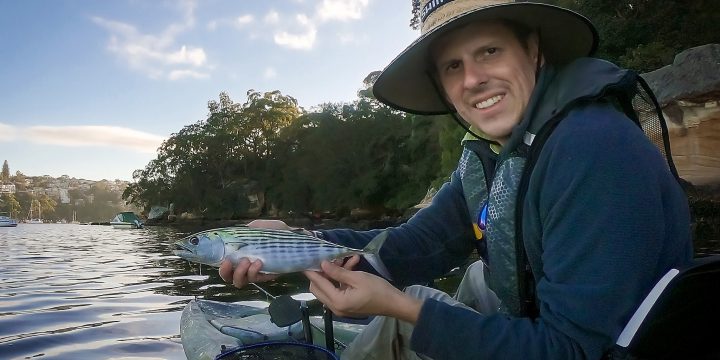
top-left (0, 224), bottom-right (307, 359)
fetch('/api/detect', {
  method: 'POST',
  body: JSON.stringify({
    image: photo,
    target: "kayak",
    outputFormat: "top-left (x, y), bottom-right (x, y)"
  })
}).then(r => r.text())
top-left (180, 298), bottom-right (367, 360)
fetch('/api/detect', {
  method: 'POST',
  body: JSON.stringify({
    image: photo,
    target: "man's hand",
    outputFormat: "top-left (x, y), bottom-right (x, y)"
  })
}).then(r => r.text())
top-left (218, 219), bottom-right (291, 288)
top-left (219, 258), bottom-right (278, 288)
top-left (304, 255), bottom-right (422, 324)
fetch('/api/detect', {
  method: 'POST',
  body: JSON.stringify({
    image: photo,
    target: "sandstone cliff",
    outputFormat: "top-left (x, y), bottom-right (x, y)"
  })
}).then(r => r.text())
top-left (643, 44), bottom-right (720, 186)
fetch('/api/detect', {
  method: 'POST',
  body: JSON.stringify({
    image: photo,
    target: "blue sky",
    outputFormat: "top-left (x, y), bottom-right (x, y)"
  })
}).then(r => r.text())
top-left (0, 0), bottom-right (417, 181)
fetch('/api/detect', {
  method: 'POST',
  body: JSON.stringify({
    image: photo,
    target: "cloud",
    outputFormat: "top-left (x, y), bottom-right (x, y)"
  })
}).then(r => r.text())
top-left (264, 11), bottom-right (280, 25)
top-left (0, 123), bottom-right (17, 141)
top-left (220, 0), bottom-right (368, 51)
top-left (91, 0), bottom-right (210, 80)
top-left (9, 125), bottom-right (166, 154)
top-left (273, 14), bottom-right (317, 50)
top-left (168, 69), bottom-right (210, 80)
top-left (237, 14), bottom-right (255, 26)
top-left (270, 0), bottom-right (368, 50)
top-left (207, 14), bottom-right (253, 31)
top-left (317, 0), bottom-right (369, 22)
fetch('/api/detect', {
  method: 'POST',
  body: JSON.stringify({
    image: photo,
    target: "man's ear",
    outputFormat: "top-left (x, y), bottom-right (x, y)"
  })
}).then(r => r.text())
top-left (528, 32), bottom-right (545, 66)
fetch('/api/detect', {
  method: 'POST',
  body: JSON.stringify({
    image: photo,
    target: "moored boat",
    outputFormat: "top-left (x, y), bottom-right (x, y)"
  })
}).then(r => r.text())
top-left (110, 211), bottom-right (143, 229)
top-left (0, 214), bottom-right (18, 227)
top-left (180, 298), bottom-right (366, 360)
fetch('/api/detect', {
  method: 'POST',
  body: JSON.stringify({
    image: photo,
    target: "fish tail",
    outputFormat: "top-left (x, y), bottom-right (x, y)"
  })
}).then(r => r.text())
top-left (361, 230), bottom-right (392, 280)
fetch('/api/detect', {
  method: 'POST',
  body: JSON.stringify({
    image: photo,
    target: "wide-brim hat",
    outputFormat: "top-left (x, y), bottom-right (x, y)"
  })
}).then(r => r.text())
top-left (373, 0), bottom-right (599, 115)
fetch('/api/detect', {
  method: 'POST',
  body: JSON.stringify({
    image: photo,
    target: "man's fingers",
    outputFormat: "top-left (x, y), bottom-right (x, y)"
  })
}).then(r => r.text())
top-left (247, 260), bottom-right (266, 282)
top-left (343, 255), bottom-right (361, 270)
top-left (304, 270), bottom-right (334, 303)
top-left (320, 260), bottom-right (354, 284)
top-left (219, 260), bottom-right (234, 282)
top-left (232, 258), bottom-right (251, 288)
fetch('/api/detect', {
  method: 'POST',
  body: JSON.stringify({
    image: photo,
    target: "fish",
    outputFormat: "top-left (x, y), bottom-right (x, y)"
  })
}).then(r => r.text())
top-left (172, 226), bottom-right (392, 279)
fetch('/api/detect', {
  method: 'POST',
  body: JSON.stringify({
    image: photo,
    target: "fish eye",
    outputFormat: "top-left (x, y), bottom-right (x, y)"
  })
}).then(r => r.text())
top-left (190, 236), bottom-right (199, 245)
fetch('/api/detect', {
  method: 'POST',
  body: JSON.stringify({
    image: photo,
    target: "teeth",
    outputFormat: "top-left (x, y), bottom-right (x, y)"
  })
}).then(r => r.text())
top-left (475, 95), bottom-right (502, 109)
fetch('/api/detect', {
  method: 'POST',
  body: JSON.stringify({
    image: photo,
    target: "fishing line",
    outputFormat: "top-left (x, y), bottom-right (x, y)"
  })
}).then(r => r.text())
top-left (250, 282), bottom-right (348, 350)
top-left (250, 282), bottom-right (276, 300)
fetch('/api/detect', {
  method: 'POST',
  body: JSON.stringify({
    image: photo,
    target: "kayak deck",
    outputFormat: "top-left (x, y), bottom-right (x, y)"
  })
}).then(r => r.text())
top-left (180, 299), bottom-right (366, 360)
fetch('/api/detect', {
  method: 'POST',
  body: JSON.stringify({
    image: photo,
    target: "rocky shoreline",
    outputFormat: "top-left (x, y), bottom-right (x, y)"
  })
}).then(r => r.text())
top-left (147, 183), bottom-right (720, 257)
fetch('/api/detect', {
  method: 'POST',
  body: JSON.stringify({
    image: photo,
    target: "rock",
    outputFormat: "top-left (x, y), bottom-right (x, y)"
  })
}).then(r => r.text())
top-left (642, 44), bottom-right (720, 106)
top-left (642, 44), bottom-right (720, 186)
top-left (665, 101), bottom-right (720, 186)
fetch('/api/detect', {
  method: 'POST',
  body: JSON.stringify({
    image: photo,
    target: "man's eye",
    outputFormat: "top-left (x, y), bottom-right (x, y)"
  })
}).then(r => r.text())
top-left (486, 47), bottom-right (498, 55)
top-left (446, 61), bottom-right (460, 72)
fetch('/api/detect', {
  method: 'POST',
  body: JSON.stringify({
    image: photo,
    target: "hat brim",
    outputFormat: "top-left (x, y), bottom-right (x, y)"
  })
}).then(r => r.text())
top-left (372, 2), bottom-right (599, 115)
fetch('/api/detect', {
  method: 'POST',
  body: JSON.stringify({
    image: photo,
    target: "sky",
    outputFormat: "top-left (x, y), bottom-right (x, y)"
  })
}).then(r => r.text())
top-left (0, 0), bottom-right (417, 182)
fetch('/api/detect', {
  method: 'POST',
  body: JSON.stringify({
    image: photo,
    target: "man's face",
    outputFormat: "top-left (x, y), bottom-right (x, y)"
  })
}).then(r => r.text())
top-left (431, 21), bottom-right (539, 145)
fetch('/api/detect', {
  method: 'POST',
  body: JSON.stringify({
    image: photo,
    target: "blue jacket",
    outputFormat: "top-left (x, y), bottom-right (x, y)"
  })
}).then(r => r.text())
top-left (321, 59), bottom-right (693, 359)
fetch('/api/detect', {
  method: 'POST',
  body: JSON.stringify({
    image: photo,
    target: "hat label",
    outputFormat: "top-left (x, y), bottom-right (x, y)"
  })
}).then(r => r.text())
top-left (421, 0), bottom-right (456, 22)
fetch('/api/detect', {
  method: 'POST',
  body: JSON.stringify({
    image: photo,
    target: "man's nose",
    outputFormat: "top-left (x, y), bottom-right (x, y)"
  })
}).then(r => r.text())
top-left (463, 62), bottom-right (489, 89)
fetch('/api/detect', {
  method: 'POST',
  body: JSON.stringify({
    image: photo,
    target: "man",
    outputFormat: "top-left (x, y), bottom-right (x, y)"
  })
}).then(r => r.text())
top-left (221, 1), bottom-right (693, 359)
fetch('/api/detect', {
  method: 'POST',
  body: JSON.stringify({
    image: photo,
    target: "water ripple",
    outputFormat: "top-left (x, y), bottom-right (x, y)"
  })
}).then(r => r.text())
top-left (0, 224), bottom-right (306, 359)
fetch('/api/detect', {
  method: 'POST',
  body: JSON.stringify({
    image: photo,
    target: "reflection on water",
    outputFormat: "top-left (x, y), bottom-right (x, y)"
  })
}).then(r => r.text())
top-left (0, 224), bottom-right (307, 359)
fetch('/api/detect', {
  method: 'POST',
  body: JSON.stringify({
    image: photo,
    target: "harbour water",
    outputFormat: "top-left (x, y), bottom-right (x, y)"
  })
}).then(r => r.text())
top-left (0, 224), bottom-right (307, 360)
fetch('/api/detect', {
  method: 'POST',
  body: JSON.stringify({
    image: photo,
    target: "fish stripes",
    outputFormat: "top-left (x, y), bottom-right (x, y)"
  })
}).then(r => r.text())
top-left (173, 226), bottom-right (392, 279)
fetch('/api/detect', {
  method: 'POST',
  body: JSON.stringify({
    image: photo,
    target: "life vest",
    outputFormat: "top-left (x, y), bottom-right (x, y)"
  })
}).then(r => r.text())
top-left (457, 58), bottom-right (678, 317)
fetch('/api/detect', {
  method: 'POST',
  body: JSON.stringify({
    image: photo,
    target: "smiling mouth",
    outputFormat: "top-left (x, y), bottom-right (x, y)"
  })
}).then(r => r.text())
top-left (475, 95), bottom-right (503, 109)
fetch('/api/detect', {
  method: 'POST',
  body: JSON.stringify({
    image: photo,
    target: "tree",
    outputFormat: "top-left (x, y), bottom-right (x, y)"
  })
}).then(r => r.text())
top-left (0, 193), bottom-right (21, 218)
top-left (538, 0), bottom-right (720, 72)
top-left (1, 160), bottom-right (9, 183)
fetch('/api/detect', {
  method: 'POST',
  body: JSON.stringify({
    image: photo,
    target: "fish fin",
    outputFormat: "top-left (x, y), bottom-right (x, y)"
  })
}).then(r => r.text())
top-left (361, 230), bottom-right (393, 281)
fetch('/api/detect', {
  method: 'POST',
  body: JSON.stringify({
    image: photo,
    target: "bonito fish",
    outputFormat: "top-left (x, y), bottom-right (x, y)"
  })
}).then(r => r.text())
top-left (173, 226), bottom-right (392, 279)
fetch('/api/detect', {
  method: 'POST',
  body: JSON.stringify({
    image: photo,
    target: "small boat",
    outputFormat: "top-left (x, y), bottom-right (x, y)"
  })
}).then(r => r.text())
top-left (110, 211), bottom-right (144, 229)
top-left (0, 213), bottom-right (18, 227)
top-left (180, 296), bottom-right (366, 360)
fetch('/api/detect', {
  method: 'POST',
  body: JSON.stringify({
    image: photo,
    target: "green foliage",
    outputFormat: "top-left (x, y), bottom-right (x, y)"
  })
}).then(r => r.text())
top-left (1, 160), bottom-right (9, 183)
top-left (126, 88), bottom-right (449, 218)
top-left (124, 90), bottom-right (304, 219)
top-left (540, 0), bottom-right (720, 72)
top-left (0, 193), bottom-right (21, 217)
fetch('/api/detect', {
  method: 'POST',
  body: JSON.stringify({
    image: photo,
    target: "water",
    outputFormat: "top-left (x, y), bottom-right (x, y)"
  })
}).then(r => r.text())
top-left (0, 224), bottom-right (308, 360)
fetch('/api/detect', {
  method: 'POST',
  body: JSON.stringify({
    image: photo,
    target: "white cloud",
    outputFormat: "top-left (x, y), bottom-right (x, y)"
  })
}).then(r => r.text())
top-left (168, 69), bottom-right (210, 80)
top-left (273, 14), bottom-right (317, 50)
top-left (0, 123), bottom-right (17, 141)
top-left (237, 14), bottom-right (254, 26)
top-left (263, 11), bottom-right (279, 25)
top-left (223, 0), bottom-right (368, 51)
top-left (91, 0), bottom-right (210, 81)
top-left (160, 45), bottom-right (205, 66)
top-left (264, 67), bottom-right (277, 79)
top-left (24, 125), bottom-right (165, 154)
top-left (317, 0), bottom-right (369, 22)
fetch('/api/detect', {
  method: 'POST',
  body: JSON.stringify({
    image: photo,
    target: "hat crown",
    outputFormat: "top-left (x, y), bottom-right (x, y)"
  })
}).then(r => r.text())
top-left (421, 0), bottom-right (513, 34)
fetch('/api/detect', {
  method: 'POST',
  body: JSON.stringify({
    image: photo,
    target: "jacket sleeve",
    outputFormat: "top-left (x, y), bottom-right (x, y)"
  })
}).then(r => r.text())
top-left (410, 104), bottom-right (693, 359)
top-left (320, 168), bottom-right (477, 287)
